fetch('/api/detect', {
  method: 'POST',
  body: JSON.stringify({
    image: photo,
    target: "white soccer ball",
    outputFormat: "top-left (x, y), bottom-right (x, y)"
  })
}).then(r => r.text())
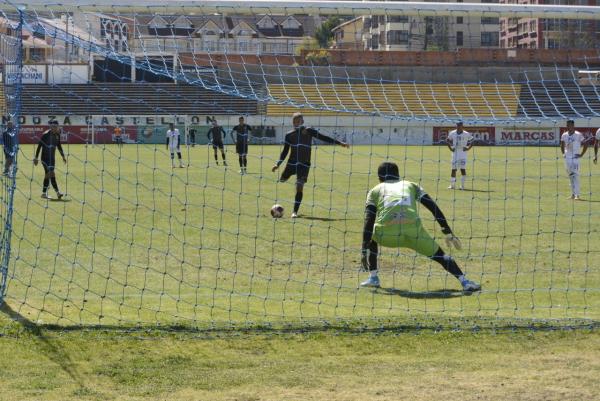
top-left (271, 204), bottom-right (284, 218)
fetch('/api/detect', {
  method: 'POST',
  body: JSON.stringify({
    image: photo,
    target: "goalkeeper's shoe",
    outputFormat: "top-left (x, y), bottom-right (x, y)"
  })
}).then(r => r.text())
top-left (360, 276), bottom-right (381, 288)
top-left (462, 279), bottom-right (481, 292)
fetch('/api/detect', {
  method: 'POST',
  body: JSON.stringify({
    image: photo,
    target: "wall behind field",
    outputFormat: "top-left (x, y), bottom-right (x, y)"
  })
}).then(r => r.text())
top-left (11, 115), bottom-right (600, 146)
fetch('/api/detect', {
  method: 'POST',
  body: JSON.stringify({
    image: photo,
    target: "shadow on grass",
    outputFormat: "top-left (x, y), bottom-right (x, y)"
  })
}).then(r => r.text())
top-left (0, 303), bottom-right (87, 390)
top-left (300, 216), bottom-right (359, 222)
top-left (376, 288), bottom-right (467, 299)
top-left (2, 301), bottom-right (598, 336)
top-left (458, 188), bottom-right (494, 193)
top-left (49, 198), bottom-right (72, 203)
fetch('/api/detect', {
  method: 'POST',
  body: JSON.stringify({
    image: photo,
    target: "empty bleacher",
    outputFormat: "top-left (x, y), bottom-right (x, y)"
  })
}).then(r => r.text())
top-left (266, 84), bottom-right (522, 119)
top-left (517, 82), bottom-right (600, 118)
top-left (20, 83), bottom-right (259, 115)
top-left (0, 83), bottom-right (5, 117)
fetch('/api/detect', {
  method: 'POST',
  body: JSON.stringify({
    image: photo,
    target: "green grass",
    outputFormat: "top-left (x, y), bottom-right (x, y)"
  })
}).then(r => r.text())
top-left (3, 144), bottom-right (600, 329)
top-left (0, 314), bottom-right (599, 401)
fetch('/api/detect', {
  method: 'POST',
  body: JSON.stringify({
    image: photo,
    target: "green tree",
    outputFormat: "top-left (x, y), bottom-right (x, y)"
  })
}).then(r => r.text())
top-left (314, 16), bottom-right (342, 48)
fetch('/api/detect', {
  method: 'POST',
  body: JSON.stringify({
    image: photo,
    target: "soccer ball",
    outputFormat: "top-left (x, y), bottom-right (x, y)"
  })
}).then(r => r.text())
top-left (270, 204), bottom-right (284, 218)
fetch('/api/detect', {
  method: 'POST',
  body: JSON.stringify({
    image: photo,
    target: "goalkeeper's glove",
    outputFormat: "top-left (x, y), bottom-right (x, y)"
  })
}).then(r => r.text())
top-left (361, 248), bottom-right (369, 271)
top-left (445, 234), bottom-right (462, 250)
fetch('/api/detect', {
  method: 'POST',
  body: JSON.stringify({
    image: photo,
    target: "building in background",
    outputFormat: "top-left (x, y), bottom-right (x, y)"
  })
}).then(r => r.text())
top-left (331, 17), bottom-right (364, 50)
top-left (362, 0), bottom-right (500, 51)
top-left (500, 0), bottom-right (600, 49)
top-left (131, 14), bottom-right (322, 55)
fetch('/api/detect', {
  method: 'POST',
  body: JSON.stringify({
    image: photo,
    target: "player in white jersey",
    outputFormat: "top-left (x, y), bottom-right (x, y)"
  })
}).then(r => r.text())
top-left (560, 120), bottom-right (588, 200)
top-left (446, 121), bottom-right (474, 190)
top-left (593, 127), bottom-right (600, 164)
top-left (166, 123), bottom-right (184, 168)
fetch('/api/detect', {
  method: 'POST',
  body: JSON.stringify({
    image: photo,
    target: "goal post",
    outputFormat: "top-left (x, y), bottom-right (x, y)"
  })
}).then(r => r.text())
top-left (1, 0), bottom-right (600, 331)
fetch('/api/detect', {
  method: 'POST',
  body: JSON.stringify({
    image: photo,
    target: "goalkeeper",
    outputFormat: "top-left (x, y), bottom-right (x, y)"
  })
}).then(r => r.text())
top-left (360, 162), bottom-right (481, 292)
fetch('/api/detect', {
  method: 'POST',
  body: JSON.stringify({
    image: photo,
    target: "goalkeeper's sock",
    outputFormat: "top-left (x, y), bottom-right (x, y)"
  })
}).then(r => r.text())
top-left (458, 275), bottom-right (466, 284)
top-left (431, 249), bottom-right (464, 279)
top-left (369, 269), bottom-right (378, 278)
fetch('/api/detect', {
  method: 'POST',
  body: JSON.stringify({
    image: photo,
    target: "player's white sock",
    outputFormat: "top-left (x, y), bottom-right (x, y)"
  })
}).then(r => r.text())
top-left (450, 177), bottom-right (456, 185)
top-left (574, 174), bottom-right (580, 196)
top-left (369, 270), bottom-right (378, 278)
top-left (460, 175), bottom-right (466, 187)
top-left (569, 174), bottom-right (575, 195)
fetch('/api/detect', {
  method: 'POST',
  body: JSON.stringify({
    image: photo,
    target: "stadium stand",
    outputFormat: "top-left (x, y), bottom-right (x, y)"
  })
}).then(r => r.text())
top-left (0, 83), bottom-right (5, 117)
top-left (517, 81), bottom-right (600, 118)
top-left (266, 84), bottom-right (521, 119)
top-left (20, 83), bottom-right (259, 115)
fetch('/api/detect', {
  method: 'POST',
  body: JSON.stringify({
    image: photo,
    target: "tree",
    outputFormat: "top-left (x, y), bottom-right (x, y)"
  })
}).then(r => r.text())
top-left (314, 16), bottom-right (342, 48)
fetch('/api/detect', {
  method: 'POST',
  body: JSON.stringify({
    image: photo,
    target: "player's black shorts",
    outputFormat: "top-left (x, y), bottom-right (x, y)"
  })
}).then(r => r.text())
top-left (41, 160), bottom-right (55, 174)
top-left (212, 141), bottom-right (224, 150)
top-left (280, 162), bottom-right (310, 185)
top-left (236, 142), bottom-right (248, 155)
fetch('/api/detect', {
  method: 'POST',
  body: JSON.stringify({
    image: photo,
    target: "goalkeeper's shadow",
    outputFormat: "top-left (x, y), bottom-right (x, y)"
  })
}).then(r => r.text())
top-left (376, 288), bottom-right (468, 299)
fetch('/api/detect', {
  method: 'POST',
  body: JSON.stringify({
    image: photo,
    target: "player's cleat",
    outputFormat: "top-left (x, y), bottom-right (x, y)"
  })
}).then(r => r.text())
top-left (291, 212), bottom-right (298, 218)
top-left (360, 276), bottom-right (381, 288)
top-left (448, 185), bottom-right (455, 189)
top-left (569, 194), bottom-right (575, 200)
top-left (574, 195), bottom-right (580, 200)
top-left (462, 279), bottom-right (481, 292)
top-left (179, 164), bottom-right (185, 168)
top-left (239, 169), bottom-right (245, 175)
top-left (459, 185), bottom-right (464, 190)
top-left (56, 192), bottom-right (64, 200)
top-left (41, 192), bottom-right (49, 199)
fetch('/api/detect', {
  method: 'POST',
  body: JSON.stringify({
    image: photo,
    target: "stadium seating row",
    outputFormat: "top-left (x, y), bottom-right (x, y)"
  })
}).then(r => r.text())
top-left (266, 84), bottom-right (521, 118)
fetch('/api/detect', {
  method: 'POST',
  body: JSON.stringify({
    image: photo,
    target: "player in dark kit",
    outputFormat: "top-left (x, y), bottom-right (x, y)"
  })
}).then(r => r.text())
top-left (272, 112), bottom-right (349, 218)
top-left (34, 121), bottom-right (66, 199)
top-left (207, 119), bottom-right (227, 166)
top-left (2, 120), bottom-right (18, 177)
top-left (231, 116), bottom-right (252, 174)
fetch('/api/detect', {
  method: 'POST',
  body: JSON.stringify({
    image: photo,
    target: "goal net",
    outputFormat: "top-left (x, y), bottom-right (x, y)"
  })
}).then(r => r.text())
top-left (1, 0), bottom-right (599, 331)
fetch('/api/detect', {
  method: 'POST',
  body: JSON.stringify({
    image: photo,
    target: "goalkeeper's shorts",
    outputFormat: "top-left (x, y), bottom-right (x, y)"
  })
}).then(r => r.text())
top-left (372, 224), bottom-right (439, 257)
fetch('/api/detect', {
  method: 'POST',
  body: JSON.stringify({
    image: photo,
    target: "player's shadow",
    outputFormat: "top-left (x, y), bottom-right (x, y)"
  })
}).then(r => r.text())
top-left (458, 188), bottom-right (494, 193)
top-left (300, 216), bottom-right (358, 222)
top-left (377, 287), bottom-right (468, 299)
top-left (576, 198), bottom-right (600, 203)
top-left (0, 303), bottom-right (88, 392)
top-left (49, 198), bottom-right (72, 203)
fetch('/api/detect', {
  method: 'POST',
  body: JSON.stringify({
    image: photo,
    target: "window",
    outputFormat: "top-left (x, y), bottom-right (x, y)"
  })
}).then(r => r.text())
top-left (456, 31), bottom-right (463, 46)
top-left (457, 17), bottom-right (463, 24)
top-left (387, 30), bottom-right (409, 45)
top-left (388, 16), bottom-right (409, 23)
top-left (547, 38), bottom-right (559, 49)
top-left (481, 31), bottom-right (499, 46)
top-left (371, 33), bottom-right (379, 49)
top-left (481, 17), bottom-right (499, 25)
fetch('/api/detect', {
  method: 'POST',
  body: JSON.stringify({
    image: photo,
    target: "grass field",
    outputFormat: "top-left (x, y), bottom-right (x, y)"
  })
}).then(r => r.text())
top-left (2, 144), bottom-right (599, 329)
top-left (0, 313), bottom-right (599, 401)
top-left (1, 143), bottom-right (599, 400)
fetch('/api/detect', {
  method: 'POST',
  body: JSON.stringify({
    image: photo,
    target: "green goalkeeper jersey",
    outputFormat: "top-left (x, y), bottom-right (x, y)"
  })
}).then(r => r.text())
top-left (366, 179), bottom-right (426, 234)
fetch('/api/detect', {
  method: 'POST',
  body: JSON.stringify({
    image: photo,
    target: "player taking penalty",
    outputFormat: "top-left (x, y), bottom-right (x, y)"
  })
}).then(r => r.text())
top-left (360, 162), bottom-right (481, 292)
top-left (272, 112), bottom-right (349, 218)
